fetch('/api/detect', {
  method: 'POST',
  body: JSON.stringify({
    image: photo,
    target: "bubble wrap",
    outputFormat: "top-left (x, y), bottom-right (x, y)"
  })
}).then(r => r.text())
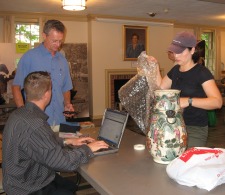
top-left (118, 51), bottom-right (159, 135)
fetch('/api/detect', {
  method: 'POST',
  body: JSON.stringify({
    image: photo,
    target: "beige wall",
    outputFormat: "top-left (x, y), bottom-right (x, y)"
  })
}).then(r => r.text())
top-left (1, 16), bottom-right (222, 118)
top-left (221, 31), bottom-right (225, 73)
top-left (90, 21), bottom-right (133, 118)
top-left (148, 25), bottom-right (174, 74)
top-left (88, 20), bottom-right (176, 118)
top-left (0, 43), bottom-right (16, 74)
top-left (0, 18), bottom-right (3, 42)
top-left (63, 21), bottom-right (88, 43)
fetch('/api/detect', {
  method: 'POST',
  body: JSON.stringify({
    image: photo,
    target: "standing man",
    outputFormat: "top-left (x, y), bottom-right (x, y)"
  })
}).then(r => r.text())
top-left (3, 71), bottom-right (108, 195)
top-left (12, 19), bottom-right (74, 126)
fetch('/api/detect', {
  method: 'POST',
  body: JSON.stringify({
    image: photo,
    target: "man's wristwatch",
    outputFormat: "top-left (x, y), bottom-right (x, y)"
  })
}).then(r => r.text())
top-left (188, 97), bottom-right (192, 107)
top-left (63, 139), bottom-right (67, 146)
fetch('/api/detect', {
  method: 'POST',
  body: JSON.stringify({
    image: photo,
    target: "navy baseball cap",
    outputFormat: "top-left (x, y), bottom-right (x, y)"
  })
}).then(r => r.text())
top-left (168, 31), bottom-right (197, 54)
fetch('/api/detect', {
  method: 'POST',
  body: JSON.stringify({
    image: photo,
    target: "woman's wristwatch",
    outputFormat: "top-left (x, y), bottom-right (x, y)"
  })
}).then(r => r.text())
top-left (188, 97), bottom-right (192, 107)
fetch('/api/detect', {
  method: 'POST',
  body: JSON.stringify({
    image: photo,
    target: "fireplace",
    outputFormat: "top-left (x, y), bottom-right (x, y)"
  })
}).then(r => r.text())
top-left (114, 79), bottom-right (130, 103)
top-left (105, 68), bottom-right (164, 109)
top-left (105, 69), bottom-right (137, 109)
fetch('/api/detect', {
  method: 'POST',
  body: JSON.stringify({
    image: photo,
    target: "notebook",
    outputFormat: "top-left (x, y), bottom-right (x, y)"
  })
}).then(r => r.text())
top-left (94, 108), bottom-right (129, 156)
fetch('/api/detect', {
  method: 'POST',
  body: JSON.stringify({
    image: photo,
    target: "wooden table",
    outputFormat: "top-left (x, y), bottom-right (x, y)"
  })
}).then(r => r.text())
top-left (78, 127), bottom-right (225, 195)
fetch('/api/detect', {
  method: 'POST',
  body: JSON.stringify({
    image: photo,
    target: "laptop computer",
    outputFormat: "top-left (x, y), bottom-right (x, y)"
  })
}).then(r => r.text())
top-left (94, 108), bottom-right (129, 156)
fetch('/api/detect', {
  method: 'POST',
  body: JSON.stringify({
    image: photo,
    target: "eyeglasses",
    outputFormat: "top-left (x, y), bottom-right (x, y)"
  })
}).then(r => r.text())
top-left (50, 39), bottom-right (63, 45)
top-left (46, 35), bottom-right (63, 45)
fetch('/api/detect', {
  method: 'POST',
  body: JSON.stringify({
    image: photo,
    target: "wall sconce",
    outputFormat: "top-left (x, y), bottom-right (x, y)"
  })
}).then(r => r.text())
top-left (62, 0), bottom-right (87, 11)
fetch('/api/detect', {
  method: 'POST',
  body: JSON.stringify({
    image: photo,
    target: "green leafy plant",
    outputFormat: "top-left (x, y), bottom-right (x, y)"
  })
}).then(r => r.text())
top-left (15, 24), bottom-right (39, 47)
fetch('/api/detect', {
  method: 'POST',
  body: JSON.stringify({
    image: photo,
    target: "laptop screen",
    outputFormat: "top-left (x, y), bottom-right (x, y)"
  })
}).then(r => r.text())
top-left (98, 109), bottom-right (128, 145)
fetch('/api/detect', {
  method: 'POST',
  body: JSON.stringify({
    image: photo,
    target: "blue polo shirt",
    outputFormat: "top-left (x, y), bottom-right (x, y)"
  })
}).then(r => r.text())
top-left (13, 43), bottom-right (73, 125)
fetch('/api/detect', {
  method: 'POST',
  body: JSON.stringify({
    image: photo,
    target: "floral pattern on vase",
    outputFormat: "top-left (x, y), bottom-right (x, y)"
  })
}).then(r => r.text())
top-left (147, 89), bottom-right (187, 164)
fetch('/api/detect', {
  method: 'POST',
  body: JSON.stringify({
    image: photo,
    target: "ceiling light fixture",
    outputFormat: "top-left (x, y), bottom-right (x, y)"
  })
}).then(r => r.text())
top-left (62, 0), bottom-right (87, 11)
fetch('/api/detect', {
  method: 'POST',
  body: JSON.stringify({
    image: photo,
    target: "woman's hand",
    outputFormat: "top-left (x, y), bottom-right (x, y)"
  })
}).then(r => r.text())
top-left (147, 55), bottom-right (158, 64)
top-left (180, 97), bottom-right (189, 109)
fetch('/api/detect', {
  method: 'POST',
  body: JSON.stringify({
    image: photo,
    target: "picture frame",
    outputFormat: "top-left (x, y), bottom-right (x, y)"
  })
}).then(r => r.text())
top-left (123, 25), bottom-right (148, 61)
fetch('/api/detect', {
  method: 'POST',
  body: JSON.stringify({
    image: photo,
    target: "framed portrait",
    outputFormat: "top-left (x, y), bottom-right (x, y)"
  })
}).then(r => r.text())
top-left (123, 25), bottom-right (148, 61)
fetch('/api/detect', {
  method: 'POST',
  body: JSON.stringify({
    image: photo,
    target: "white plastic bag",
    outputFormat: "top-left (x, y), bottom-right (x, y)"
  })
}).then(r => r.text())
top-left (166, 147), bottom-right (225, 191)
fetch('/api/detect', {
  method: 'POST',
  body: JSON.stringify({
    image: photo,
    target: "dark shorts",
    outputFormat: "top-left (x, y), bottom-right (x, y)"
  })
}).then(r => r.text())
top-left (186, 125), bottom-right (208, 149)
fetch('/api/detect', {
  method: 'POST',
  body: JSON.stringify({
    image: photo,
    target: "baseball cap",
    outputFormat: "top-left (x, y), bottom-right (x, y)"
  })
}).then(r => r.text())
top-left (168, 31), bottom-right (197, 54)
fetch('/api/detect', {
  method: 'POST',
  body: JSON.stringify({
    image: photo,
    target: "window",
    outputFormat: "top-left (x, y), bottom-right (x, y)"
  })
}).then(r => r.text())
top-left (201, 31), bottom-right (215, 75)
top-left (15, 23), bottom-right (39, 48)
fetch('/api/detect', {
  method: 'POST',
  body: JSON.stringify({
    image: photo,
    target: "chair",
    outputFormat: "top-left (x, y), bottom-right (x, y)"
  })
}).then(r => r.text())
top-left (222, 94), bottom-right (225, 124)
top-left (0, 168), bottom-right (4, 194)
top-left (217, 78), bottom-right (225, 124)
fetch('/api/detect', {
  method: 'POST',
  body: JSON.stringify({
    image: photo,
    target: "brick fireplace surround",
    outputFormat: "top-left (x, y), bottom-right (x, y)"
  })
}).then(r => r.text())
top-left (105, 68), bottom-right (164, 109)
top-left (105, 69), bottom-right (137, 109)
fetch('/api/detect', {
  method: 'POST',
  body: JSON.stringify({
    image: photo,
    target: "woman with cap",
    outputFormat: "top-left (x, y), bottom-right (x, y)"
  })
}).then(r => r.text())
top-left (154, 31), bottom-right (222, 148)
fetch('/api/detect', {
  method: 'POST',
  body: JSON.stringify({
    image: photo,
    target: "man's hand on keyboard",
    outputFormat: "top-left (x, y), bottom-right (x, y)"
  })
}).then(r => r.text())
top-left (65, 137), bottom-right (95, 146)
top-left (88, 141), bottom-right (109, 152)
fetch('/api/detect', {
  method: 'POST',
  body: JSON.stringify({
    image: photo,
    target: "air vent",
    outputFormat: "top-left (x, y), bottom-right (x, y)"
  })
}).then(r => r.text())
top-left (198, 0), bottom-right (225, 4)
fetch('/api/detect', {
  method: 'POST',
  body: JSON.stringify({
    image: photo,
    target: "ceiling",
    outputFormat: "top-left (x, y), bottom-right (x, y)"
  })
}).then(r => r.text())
top-left (1, 0), bottom-right (225, 27)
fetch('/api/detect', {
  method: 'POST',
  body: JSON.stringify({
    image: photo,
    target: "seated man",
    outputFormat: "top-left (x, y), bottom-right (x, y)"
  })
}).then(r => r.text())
top-left (2, 71), bottom-right (108, 195)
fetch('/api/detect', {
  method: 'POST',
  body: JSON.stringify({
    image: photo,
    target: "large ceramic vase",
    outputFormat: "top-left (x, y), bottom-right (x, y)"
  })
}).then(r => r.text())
top-left (147, 89), bottom-right (187, 164)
